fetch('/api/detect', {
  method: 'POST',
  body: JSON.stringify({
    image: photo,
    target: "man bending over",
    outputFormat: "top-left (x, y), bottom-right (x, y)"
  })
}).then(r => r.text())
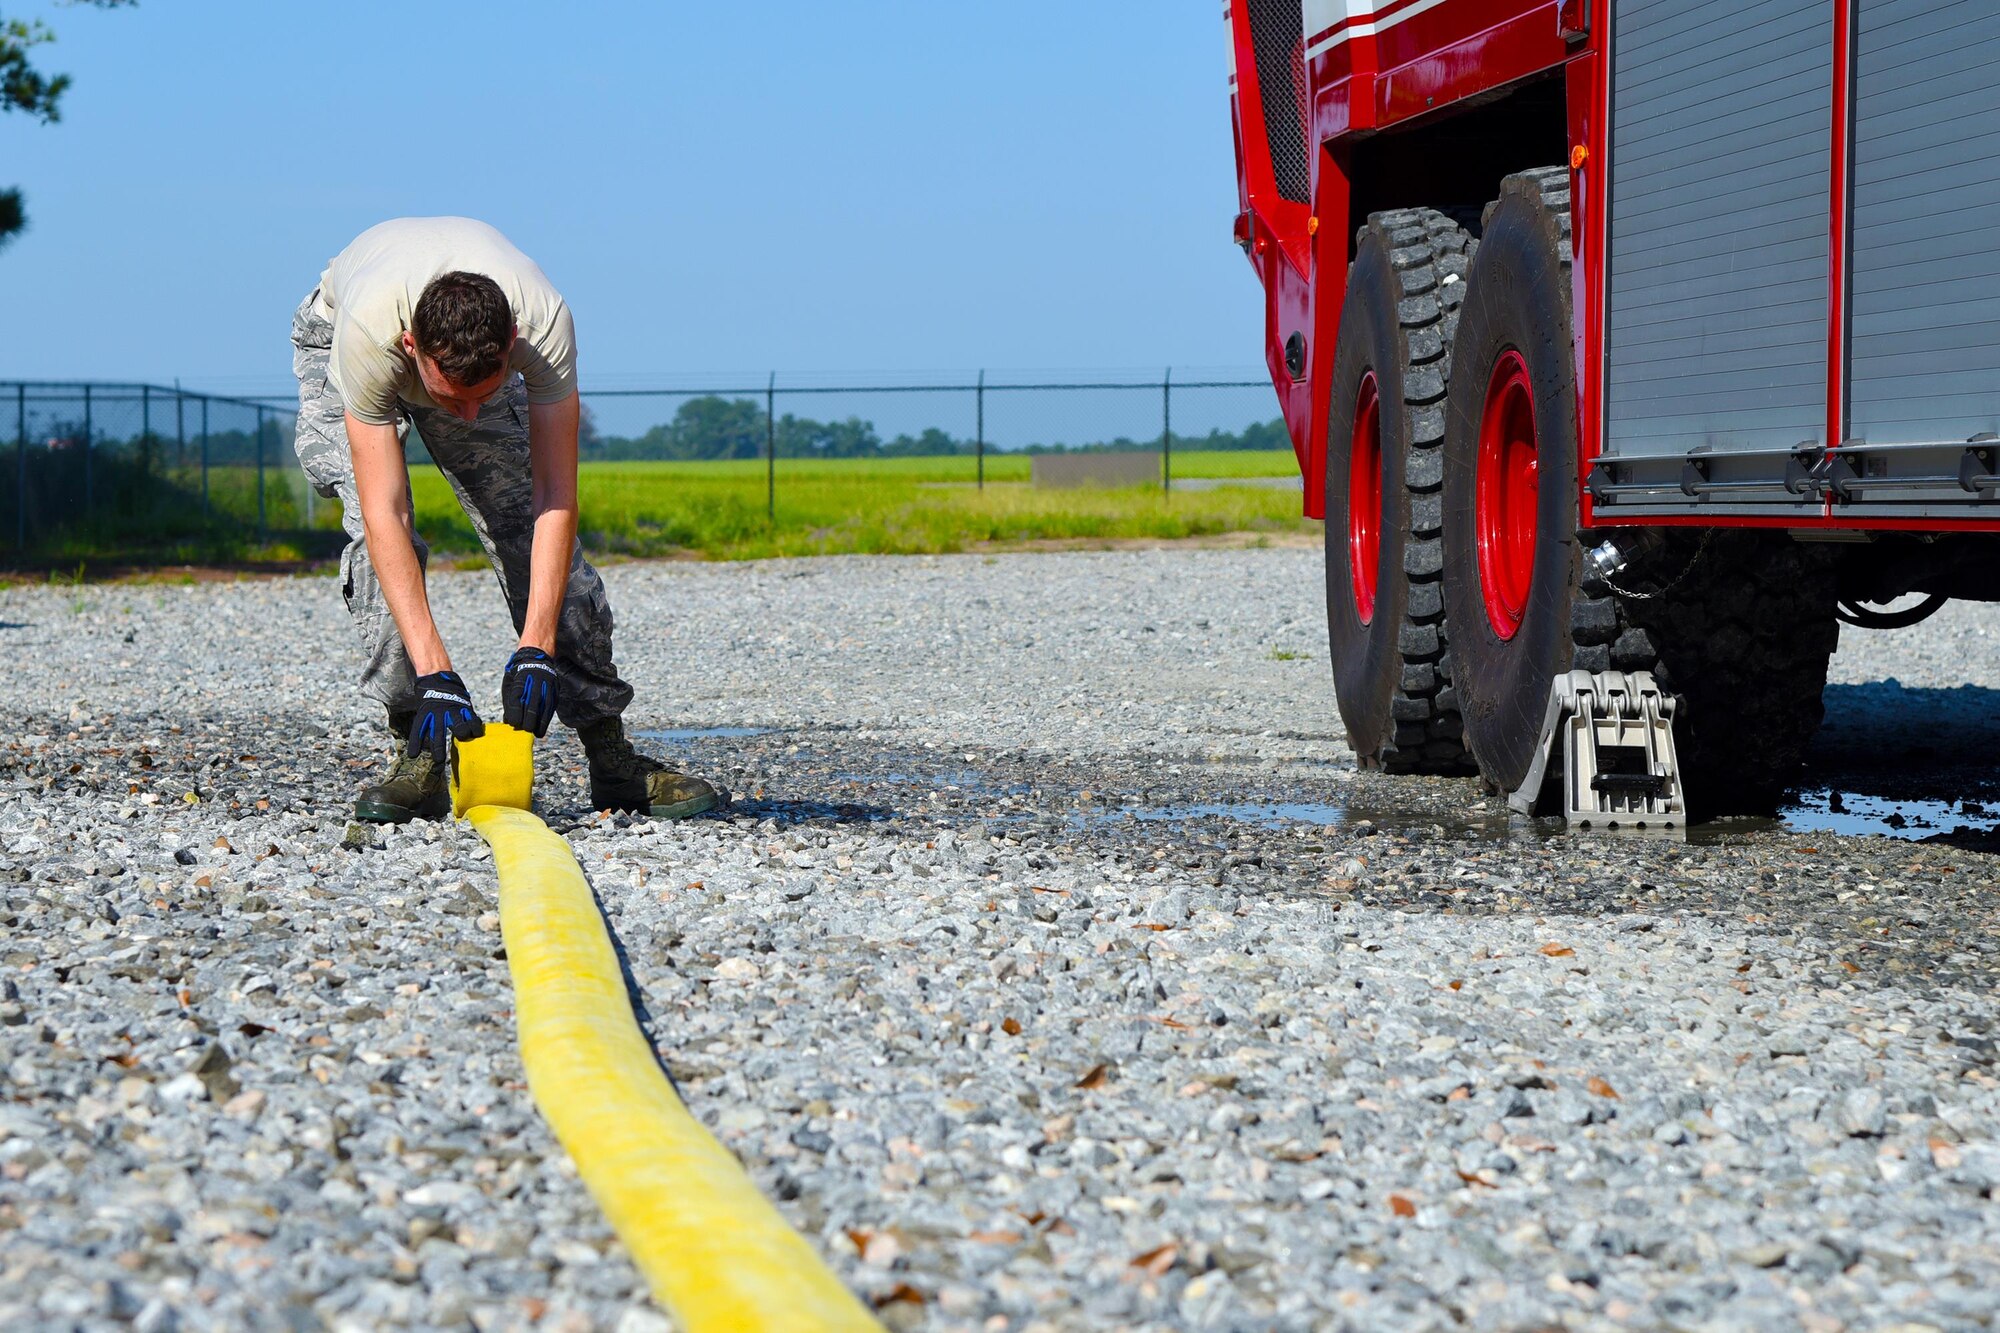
top-left (290, 216), bottom-right (724, 823)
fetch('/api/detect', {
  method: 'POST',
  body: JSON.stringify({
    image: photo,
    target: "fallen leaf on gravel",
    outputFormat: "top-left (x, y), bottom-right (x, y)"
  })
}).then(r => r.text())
top-left (1147, 1014), bottom-right (1192, 1029)
top-left (1388, 1194), bottom-right (1417, 1218)
top-left (1841, 960), bottom-right (1861, 973)
top-left (1587, 1077), bottom-right (1620, 1099)
top-left (212, 837), bottom-right (232, 853)
top-left (1448, 979), bottom-right (1464, 991)
top-left (967, 1230), bottom-right (1023, 1245)
top-left (1133, 923), bottom-right (1172, 932)
top-left (1076, 1063), bottom-right (1111, 1090)
top-left (861, 1232), bottom-right (903, 1266)
top-left (1454, 1169), bottom-right (1497, 1189)
top-left (1004, 1206), bottom-right (1075, 1235)
top-left (1539, 942), bottom-right (1575, 958)
top-left (1131, 1242), bottom-right (1179, 1276)
top-left (1001, 1017), bottom-right (1022, 1036)
top-left (873, 1283), bottom-right (925, 1307)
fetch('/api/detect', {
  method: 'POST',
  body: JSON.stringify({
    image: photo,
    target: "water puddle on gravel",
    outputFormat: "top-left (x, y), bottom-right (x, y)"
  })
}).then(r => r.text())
top-left (833, 770), bottom-right (1035, 797)
top-left (637, 726), bottom-right (774, 742)
top-left (1072, 799), bottom-right (1529, 841)
top-left (1781, 790), bottom-right (2000, 843)
top-left (1100, 794), bottom-right (2000, 848)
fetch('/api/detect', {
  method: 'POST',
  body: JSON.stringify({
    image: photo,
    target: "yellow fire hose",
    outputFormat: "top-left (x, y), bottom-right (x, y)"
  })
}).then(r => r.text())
top-left (452, 725), bottom-right (881, 1331)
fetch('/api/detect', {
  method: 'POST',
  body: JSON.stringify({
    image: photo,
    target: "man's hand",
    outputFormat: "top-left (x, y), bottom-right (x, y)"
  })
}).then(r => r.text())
top-left (409, 670), bottom-right (484, 762)
top-left (501, 647), bottom-right (559, 737)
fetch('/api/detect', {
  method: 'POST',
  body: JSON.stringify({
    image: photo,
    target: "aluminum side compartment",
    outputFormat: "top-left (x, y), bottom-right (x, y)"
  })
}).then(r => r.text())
top-left (1591, 0), bottom-right (1833, 519)
top-left (1587, 0), bottom-right (2000, 526)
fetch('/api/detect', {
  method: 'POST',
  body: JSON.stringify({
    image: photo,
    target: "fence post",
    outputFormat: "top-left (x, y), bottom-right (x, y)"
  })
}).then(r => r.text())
top-left (976, 369), bottom-right (985, 490)
top-left (142, 384), bottom-right (152, 478)
top-left (174, 380), bottom-right (185, 472)
top-left (83, 383), bottom-right (93, 516)
top-left (1161, 367), bottom-right (1172, 494)
top-left (15, 384), bottom-right (25, 553)
top-left (765, 370), bottom-right (776, 522)
top-left (256, 405), bottom-right (267, 536)
top-left (200, 396), bottom-right (210, 518)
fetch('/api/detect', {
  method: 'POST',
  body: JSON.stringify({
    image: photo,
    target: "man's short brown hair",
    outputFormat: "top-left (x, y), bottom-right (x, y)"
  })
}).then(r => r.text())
top-left (411, 271), bottom-right (513, 386)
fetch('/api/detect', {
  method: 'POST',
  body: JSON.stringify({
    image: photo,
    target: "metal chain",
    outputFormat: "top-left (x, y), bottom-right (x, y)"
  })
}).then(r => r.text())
top-left (1601, 529), bottom-right (1718, 601)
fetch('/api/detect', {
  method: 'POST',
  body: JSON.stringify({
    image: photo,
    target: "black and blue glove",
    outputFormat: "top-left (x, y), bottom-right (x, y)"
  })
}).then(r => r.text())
top-left (408, 670), bottom-right (484, 762)
top-left (501, 646), bottom-right (559, 737)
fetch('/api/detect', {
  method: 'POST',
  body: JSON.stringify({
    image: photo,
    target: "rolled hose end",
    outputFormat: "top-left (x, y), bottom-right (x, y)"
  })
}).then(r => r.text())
top-left (451, 722), bottom-right (536, 817)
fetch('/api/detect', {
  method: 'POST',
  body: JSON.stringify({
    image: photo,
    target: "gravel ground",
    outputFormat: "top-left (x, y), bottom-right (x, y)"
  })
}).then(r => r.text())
top-left (3, 548), bottom-right (1999, 1332)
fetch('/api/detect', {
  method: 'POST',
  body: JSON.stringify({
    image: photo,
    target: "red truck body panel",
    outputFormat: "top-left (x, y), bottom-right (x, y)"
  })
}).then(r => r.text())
top-left (1229, 0), bottom-right (2000, 534)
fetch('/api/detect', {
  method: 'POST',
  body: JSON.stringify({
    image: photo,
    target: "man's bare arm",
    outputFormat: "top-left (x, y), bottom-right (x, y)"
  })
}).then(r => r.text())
top-left (347, 413), bottom-right (452, 676)
top-left (521, 390), bottom-right (581, 655)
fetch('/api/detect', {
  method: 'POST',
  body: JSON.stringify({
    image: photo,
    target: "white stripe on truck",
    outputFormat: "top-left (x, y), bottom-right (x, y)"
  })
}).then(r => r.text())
top-left (1304, 0), bottom-right (1455, 60)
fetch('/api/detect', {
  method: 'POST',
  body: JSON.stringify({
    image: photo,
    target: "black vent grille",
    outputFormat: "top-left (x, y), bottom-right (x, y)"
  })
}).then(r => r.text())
top-left (1247, 0), bottom-right (1311, 204)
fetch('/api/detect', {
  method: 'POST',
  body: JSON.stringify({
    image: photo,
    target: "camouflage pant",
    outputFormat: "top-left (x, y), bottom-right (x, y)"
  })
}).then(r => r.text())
top-left (290, 291), bottom-right (634, 730)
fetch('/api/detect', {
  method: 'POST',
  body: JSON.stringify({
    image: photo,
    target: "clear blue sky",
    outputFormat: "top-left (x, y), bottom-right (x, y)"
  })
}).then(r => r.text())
top-left (0, 1), bottom-right (1262, 397)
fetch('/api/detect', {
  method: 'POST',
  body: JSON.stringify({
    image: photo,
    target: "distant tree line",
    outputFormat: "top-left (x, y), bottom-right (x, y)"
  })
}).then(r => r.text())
top-left (579, 395), bottom-right (1290, 462)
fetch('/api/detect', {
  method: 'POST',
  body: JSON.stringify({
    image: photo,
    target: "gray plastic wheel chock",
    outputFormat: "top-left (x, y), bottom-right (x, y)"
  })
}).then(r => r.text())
top-left (1507, 670), bottom-right (1687, 837)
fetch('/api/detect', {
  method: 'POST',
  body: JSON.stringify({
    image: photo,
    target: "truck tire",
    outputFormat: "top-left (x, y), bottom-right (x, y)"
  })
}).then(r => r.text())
top-left (1324, 208), bottom-right (1476, 773)
top-left (1440, 168), bottom-right (1840, 814)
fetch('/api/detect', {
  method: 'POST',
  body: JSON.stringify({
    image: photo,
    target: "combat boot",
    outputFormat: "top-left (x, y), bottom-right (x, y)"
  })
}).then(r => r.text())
top-left (354, 712), bottom-right (450, 824)
top-left (578, 718), bottom-right (728, 819)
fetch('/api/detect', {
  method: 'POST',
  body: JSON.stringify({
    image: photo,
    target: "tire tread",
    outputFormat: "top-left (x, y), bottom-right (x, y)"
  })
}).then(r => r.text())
top-left (1362, 207), bottom-right (1478, 773)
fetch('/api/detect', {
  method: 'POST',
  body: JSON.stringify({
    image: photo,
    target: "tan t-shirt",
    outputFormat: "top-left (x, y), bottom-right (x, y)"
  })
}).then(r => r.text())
top-left (312, 217), bottom-right (578, 426)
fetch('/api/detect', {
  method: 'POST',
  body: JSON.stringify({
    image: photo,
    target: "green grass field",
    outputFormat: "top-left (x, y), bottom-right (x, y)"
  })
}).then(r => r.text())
top-left (8, 450), bottom-right (1311, 569)
top-left (406, 450), bottom-right (1309, 561)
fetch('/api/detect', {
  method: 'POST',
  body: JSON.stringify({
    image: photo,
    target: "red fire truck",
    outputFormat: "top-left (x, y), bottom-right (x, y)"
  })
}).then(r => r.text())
top-left (1227, 0), bottom-right (2000, 818)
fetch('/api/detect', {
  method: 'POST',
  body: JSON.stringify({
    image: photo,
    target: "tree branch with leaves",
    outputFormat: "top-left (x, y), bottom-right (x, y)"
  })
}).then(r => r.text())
top-left (1, 0), bottom-right (134, 252)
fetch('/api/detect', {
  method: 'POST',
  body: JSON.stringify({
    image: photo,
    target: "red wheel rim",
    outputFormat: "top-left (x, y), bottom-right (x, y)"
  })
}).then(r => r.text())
top-left (1347, 372), bottom-right (1383, 625)
top-left (1475, 350), bottom-right (1539, 640)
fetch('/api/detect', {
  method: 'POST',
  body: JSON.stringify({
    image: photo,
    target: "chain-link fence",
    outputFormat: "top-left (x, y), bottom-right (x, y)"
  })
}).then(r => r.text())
top-left (2, 373), bottom-right (1287, 561)
top-left (572, 371), bottom-right (1284, 515)
top-left (1, 381), bottom-right (316, 560)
